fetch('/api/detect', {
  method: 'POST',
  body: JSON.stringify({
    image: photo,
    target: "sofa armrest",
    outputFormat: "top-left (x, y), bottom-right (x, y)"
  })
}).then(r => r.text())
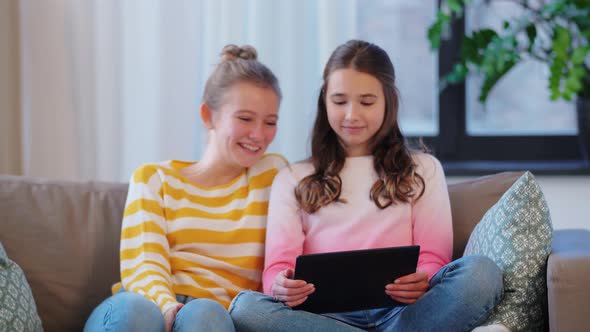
top-left (547, 229), bottom-right (590, 332)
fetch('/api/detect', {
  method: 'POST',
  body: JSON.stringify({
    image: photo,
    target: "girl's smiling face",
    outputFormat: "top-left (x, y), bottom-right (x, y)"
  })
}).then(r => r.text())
top-left (207, 81), bottom-right (279, 168)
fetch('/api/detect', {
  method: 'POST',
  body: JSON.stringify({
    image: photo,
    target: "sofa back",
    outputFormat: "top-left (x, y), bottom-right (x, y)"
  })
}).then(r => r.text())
top-left (447, 171), bottom-right (524, 259)
top-left (0, 175), bottom-right (127, 332)
top-left (0, 171), bottom-right (523, 332)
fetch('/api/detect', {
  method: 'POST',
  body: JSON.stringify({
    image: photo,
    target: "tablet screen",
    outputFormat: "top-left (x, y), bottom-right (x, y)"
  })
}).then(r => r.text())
top-left (293, 245), bottom-right (420, 313)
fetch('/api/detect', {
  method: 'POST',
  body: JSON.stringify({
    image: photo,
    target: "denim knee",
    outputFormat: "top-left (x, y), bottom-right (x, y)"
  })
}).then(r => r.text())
top-left (174, 298), bottom-right (234, 332)
top-left (84, 291), bottom-right (163, 332)
top-left (229, 290), bottom-right (267, 316)
top-left (229, 290), bottom-right (278, 331)
top-left (460, 255), bottom-right (504, 305)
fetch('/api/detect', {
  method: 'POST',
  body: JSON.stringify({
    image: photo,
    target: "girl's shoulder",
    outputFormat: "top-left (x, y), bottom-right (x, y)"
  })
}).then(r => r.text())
top-left (129, 160), bottom-right (178, 184)
top-left (284, 159), bottom-right (315, 175)
top-left (260, 153), bottom-right (289, 168)
top-left (272, 159), bottom-right (315, 185)
top-left (410, 152), bottom-right (445, 181)
top-left (251, 153), bottom-right (289, 173)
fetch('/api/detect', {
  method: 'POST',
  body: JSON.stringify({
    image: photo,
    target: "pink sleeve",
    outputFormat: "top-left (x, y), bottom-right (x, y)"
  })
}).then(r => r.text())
top-left (262, 167), bottom-right (305, 294)
top-left (412, 155), bottom-right (453, 280)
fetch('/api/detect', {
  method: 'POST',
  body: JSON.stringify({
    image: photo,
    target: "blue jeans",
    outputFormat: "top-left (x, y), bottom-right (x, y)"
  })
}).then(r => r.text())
top-left (229, 255), bottom-right (503, 332)
top-left (84, 290), bottom-right (235, 332)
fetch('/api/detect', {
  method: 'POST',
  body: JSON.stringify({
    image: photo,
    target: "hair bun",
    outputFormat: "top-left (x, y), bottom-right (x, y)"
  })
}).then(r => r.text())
top-left (220, 44), bottom-right (258, 61)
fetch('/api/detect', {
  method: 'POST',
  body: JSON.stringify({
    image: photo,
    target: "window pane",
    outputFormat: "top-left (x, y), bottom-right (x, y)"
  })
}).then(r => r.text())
top-left (357, 0), bottom-right (438, 136)
top-left (466, 1), bottom-right (577, 136)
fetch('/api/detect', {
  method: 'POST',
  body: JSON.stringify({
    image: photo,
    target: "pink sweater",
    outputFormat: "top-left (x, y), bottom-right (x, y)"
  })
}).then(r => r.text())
top-left (262, 153), bottom-right (453, 294)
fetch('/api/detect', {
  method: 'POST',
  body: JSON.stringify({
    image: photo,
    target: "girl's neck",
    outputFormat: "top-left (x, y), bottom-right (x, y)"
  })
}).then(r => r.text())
top-left (181, 150), bottom-right (244, 188)
top-left (346, 154), bottom-right (372, 159)
top-left (342, 141), bottom-right (371, 157)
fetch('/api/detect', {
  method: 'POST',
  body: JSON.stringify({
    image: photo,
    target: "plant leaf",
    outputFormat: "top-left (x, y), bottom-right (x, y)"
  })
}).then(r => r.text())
top-left (447, 63), bottom-right (469, 84)
top-left (542, 0), bottom-right (569, 18)
top-left (573, 0), bottom-right (590, 9)
top-left (461, 29), bottom-right (497, 66)
top-left (446, 0), bottom-right (463, 15)
top-left (552, 25), bottom-right (571, 60)
top-left (566, 72), bottom-right (583, 92)
top-left (427, 23), bottom-right (443, 50)
top-left (427, 12), bottom-right (451, 50)
top-left (571, 65), bottom-right (587, 80)
top-left (473, 29), bottom-right (498, 49)
top-left (548, 57), bottom-right (566, 100)
top-left (572, 45), bottom-right (590, 65)
top-left (479, 58), bottom-right (517, 102)
top-left (571, 10), bottom-right (590, 34)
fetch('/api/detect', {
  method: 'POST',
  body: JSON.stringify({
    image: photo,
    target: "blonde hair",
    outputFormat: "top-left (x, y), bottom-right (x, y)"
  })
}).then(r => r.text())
top-left (202, 44), bottom-right (281, 110)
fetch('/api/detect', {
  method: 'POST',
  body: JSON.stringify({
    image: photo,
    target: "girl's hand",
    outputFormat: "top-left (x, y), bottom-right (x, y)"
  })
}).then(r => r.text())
top-left (271, 269), bottom-right (315, 307)
top-left (385, 271), bottom-right (429, 304)
top-left (163, 303), bottom-right (184, 332)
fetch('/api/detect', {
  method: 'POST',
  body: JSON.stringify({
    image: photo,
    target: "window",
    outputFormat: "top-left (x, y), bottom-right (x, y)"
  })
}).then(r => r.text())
top-left (357, 1), bottom-right (439, 137)
top-left (356, 1), bottom-right (587, 173)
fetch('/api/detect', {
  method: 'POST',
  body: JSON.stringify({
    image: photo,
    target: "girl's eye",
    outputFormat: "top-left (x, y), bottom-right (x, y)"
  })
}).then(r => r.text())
top-left (238, 117), bottom-right (252, 122)
top-left (332, 100), bottom-right (347, 105)
top-left (361, 102), bottom-right (374, 106)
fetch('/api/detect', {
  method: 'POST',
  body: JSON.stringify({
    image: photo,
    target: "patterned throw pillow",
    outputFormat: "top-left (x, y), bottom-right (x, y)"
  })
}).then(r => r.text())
top-left (0, 242), bottom-right (43, 332)
top-left (463, 171), bottom-right (553, 331)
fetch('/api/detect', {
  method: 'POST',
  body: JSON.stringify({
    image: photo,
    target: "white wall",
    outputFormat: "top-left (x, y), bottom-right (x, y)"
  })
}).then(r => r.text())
top-left (449, 175), bottom-right (590, 230)
top-left (537, 176), bottom-right (590, 230)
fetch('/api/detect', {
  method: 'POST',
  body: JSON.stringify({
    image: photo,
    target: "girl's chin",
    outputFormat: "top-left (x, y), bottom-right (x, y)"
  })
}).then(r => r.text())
top-left (233, 151), bottom-right (265, 167)
top-left (236, 159), bottom-right (257, 169)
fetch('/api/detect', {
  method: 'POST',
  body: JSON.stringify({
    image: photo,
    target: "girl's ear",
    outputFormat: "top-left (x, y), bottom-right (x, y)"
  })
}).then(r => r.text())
top-left (200, 103), bottom-right (214, 129)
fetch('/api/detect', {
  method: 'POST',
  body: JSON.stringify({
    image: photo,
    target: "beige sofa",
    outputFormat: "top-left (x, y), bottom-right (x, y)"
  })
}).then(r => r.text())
top-left (1, 172), bottom-right (589, 332)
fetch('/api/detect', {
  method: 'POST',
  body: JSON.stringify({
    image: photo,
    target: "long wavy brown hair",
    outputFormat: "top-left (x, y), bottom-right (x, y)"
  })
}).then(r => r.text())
top-left (295, 40), bottom-right (426, 214)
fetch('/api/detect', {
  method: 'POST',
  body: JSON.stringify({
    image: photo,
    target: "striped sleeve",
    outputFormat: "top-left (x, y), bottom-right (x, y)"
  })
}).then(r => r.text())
top-left (119, 164), bottom-right (178, 314)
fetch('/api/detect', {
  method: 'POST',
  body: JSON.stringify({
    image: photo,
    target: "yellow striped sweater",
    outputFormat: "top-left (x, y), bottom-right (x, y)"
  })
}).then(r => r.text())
top-left (113, 154), bottom-right (288, 314)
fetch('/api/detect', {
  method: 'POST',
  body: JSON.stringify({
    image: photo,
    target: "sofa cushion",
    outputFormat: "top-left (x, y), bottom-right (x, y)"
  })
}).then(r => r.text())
top-left (0, 242), bottom-right (43, 332)
top-left (463, 171), bottom-right (553, 331)
top-left (0, 175), bottom-right (128, 332)
top-left (447, 171), bottom-right (524, 260)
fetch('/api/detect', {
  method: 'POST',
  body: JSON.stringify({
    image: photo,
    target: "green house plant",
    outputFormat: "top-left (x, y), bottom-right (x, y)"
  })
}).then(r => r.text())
top-left (428, 0), bottom-right (590, 160)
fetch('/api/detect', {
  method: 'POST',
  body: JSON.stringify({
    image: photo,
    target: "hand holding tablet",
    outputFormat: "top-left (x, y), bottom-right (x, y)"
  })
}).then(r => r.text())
top-left (384, 270), bottom-right (429, 304)
top-left (270, 269), bottom-right (315, 307)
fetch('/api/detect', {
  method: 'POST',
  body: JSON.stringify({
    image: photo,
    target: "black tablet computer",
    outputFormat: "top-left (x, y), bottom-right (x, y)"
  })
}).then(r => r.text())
top-left (293, 245), bottom-right (420, 314)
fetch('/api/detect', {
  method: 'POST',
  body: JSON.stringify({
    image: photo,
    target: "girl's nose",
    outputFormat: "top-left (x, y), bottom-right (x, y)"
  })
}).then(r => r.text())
top-left (344, 104), bottom-right (359, 121)
top-left (248, 122), bottom-right (264, 141)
